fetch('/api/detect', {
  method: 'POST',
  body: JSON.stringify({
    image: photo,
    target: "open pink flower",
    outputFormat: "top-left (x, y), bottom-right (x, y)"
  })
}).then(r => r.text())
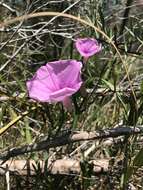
top-left (26, 60), bottom-right (82, 111)
top-left (75, 38), bottom-right (101, 58)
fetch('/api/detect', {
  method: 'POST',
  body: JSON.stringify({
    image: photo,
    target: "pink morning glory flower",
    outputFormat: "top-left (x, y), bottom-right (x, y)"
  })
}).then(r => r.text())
top-left (75, 38), bottom-right (101, 58)
top-left (26, 60), bottom-right (83, 111)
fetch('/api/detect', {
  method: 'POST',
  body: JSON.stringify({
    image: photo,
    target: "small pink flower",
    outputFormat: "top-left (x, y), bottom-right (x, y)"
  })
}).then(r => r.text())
top-left (75, 38), bottom-right (101, 58)
top-left (26, 60), bottom-right (82, 111)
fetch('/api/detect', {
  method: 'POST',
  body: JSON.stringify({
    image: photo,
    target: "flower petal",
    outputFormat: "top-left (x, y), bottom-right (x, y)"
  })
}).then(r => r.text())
top-left (46, 60), bottom-right (82, 88)
top-left (26, 65), bottom-right (60, 102)
top-left (49, 87), bottom-right (79, 102)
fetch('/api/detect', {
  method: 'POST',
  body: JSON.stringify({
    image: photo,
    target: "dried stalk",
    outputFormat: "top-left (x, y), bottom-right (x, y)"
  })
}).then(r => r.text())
top-left (0, 159), bottom-right (109, 176)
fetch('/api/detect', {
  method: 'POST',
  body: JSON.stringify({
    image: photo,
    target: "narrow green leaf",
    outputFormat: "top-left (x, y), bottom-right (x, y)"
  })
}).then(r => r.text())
top-left (102, 79), bottom-right (114, 91)
top-left (24, 118), bottom-right (32, 144)
top-left (133, 148), bottom-right (143, 167)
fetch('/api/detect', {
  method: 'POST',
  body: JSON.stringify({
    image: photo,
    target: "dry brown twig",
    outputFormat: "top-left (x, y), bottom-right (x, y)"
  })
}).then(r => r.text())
top-left (1, 125), bottom-right (143, 161)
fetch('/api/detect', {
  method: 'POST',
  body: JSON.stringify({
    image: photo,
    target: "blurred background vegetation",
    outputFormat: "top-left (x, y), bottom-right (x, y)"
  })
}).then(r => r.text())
top-left (0, 0), bottom-right (143, 189)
